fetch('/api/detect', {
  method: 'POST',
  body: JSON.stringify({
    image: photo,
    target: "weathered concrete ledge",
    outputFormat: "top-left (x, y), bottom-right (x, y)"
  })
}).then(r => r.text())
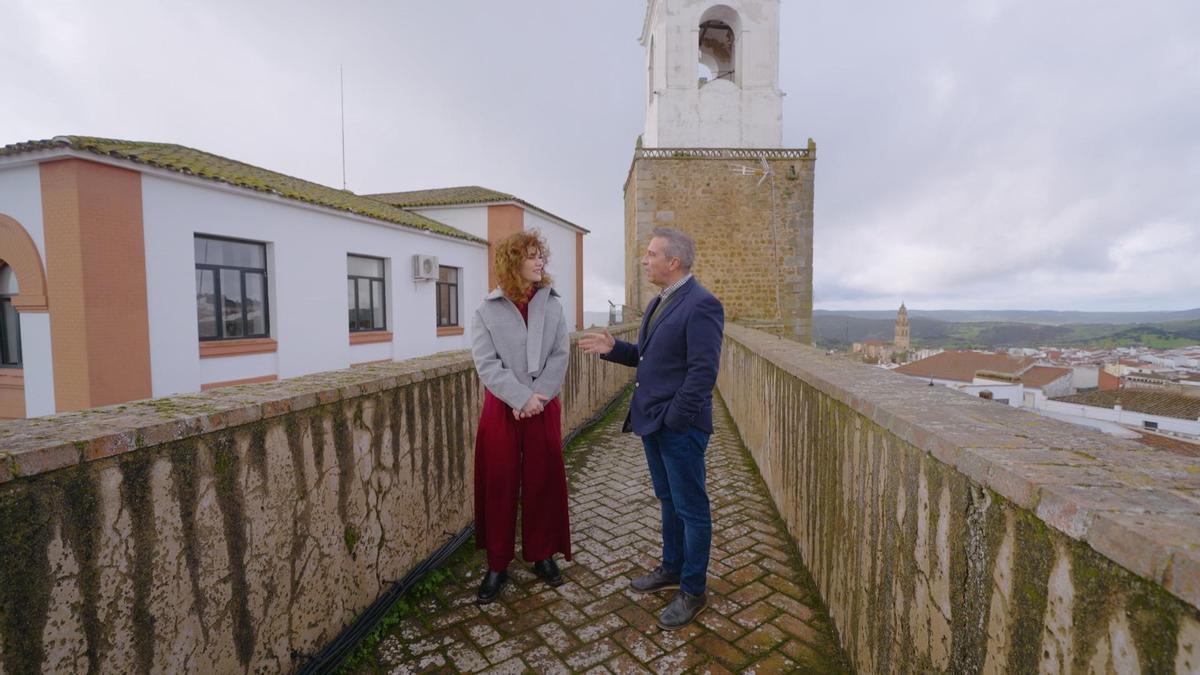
top-left (718, 323), bottom-right (1200, 673)
top-left (0, 325), bottom-right (636, 674)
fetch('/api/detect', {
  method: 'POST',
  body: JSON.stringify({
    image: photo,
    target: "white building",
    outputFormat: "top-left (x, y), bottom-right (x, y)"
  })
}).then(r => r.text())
top-left (1042, 390), bottom-right (1200, 441)
top-left (0, 136), bottom-right (587, 419)
top-left (894, 351), bottom-right (1073, 409)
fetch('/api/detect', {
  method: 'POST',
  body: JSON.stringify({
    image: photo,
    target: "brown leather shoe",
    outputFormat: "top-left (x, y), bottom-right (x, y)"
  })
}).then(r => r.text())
top-left (657, 590), bottom-right (707, 630)
top-left (630, 566), bottom-right (681, 594)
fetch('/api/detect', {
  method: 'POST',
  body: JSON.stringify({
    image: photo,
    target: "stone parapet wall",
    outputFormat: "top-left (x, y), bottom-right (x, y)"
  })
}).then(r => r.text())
top-left (717, 323), bottom-right (1200, 673)
top-left (0, 324), bottom-right (636, 674)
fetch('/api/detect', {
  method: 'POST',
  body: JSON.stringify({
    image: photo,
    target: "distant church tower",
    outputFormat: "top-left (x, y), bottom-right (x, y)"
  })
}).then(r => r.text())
top-left (625, 0), bottom-right (816, 342)
top-left (894, 303), bottom-right (911, 350)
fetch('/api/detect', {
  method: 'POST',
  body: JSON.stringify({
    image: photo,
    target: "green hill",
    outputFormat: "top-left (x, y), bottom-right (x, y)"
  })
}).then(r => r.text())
top-left (814, 315), bottom-right (1200, 350)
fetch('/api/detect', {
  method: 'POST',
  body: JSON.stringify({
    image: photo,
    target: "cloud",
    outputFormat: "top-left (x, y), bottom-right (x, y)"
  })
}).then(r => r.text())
top-left (793, 1), bottom-right (1200, 311)
top-left (0, 0), bottom-right (1196, 313)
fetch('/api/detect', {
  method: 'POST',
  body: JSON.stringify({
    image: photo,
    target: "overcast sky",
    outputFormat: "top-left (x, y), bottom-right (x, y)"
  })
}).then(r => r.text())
top-left (3, 0), bottom-right (1198, 312)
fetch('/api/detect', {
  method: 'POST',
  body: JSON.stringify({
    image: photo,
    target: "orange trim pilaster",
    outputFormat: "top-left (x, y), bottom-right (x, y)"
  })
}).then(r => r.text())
top-left (487, 204), bottom-right (524, 290)
top-left (0, 369), bottom-right (25, 420)
top-left (199, 337), bottom-right (279, 358)
top-left (41, 159), bottom-right (152, 412)
top-left (349, 330), bottom-right (393, 345)
top-left (437, 326), bottom-right (465, 337)
top-left (575, 231), bottom-right (584, 330)
top-left (200, 374), bottom-right (278, 391)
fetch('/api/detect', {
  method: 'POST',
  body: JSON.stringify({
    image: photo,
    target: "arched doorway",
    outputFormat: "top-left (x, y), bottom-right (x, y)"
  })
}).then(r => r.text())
top-left (0, 213), bottom-right (50, 419)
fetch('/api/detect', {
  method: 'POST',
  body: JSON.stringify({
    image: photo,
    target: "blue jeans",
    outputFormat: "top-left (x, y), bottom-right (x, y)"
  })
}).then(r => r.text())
top-left (642, 425), bottom-right (712, 596)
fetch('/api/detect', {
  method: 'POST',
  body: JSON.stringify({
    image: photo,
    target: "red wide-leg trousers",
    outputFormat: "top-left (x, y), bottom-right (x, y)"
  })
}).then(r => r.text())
top-left (474, 390), bottom-right (572, 571)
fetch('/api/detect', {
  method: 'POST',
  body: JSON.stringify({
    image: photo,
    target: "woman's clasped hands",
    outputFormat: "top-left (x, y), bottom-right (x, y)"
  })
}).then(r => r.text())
top-left (512, 393), bottom-right (551, 420)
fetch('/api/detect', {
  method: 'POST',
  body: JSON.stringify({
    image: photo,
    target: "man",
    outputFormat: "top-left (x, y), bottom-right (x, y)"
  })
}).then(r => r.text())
top-left (579, 227), bottom-right (724, 630)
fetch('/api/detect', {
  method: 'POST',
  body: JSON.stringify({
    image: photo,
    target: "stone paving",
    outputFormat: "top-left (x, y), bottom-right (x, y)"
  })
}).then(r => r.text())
top-left (358, 392), bottom-right (850, 674)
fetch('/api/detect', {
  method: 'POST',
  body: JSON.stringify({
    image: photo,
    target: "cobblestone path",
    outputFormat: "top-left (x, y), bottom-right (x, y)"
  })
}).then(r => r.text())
top-left (360, 392), bottom-right (850, 674)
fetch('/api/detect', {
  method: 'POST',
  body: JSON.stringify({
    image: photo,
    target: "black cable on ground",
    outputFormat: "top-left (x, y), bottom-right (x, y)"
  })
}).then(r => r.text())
top-left (297, 382), bottom-right (631, 674)
top-left (297, 524), bottom-right (474, 675)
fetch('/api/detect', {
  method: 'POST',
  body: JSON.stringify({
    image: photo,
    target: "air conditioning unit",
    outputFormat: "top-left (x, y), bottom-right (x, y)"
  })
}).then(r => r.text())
top-left (412, 254), bottom-right (439, 281)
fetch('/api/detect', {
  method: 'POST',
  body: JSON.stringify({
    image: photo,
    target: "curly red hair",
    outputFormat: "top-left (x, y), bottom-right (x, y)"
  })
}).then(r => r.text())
top-left (494, 229), bottom-right (553, 302)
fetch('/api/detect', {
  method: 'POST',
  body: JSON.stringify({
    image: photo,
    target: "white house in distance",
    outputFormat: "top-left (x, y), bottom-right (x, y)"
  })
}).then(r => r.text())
top-left (0, 136), bottom-right (587, 419)
top-left (1042, 390), bottom-right (1200, 443)
top-left (894, 351), bottom-right (1074, 408)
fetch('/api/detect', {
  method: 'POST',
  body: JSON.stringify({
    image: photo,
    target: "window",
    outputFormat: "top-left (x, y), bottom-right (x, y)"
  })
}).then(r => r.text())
top-left (436, 266), bottom-right (460, 327)
top-left (1144, 421), bottom-right (1159, 431)
top-left (0, 297), bottom-right (20, 368)
top-left (194, 236), bottom-right (269, 341)
top-left (348, 255), bottom-right (386, 332)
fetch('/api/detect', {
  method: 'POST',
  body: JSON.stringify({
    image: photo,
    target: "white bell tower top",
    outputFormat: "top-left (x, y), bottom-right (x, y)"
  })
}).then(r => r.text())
top-left (641, 0), bottom-right (784, 148)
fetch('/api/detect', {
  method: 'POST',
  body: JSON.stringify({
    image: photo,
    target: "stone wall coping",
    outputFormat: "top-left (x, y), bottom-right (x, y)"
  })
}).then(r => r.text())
top-left (0, 323), bottom-right (640, 485)
top-left (724, 323), bottom-right (1200, 611)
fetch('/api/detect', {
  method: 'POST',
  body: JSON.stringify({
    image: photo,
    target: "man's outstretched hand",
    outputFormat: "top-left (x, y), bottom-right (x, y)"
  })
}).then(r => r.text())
top-left (579, 329), bottom-right (616, 356)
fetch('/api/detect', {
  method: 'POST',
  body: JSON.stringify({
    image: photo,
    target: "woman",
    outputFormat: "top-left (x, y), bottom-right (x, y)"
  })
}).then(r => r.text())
top-left (470, 229), bottom-right (572, 604)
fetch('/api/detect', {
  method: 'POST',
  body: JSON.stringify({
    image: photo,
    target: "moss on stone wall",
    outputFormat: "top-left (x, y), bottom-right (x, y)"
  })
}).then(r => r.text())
top-left (59, 463), bottom-right (104, 673)
top-left (0, 484), bottom-right (53, 674)
top-left (169, 439), bottom-right (209, 644)
top-left (121, 452), bottom-right (158, 674)
top-left (210, 433), bottom-right (254, 667)
top-left (332, 401), bottom-right (355, 530)
top-left (949, 481), bottom-right (996, 673)
top-left (387, 388), bottom-right (404, 473)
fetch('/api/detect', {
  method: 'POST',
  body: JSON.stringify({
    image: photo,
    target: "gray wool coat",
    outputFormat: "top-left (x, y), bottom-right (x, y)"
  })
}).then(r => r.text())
top-left (471, 285), bottom-right (570, 411)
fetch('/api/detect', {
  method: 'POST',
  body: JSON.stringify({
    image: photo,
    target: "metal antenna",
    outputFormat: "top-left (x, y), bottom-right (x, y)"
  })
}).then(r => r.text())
top-left (756, 157), bottom-right (773, 187)
top-left (731, 157), bottom-right (784, 327)
top-left (340, 64), bottom-right (347, 190)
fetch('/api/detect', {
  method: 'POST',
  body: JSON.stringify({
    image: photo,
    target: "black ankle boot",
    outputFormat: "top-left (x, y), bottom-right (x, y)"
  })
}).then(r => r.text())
top-left (476, 569), bottom-right (507, 605)
top-left (532, 558), bottom-right (564, 587)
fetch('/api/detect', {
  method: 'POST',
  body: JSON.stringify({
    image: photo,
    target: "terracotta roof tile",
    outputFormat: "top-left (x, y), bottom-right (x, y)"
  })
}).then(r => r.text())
top-left (1099, 370), bottom-right (1121, 390)
top-left (1052, 390), bottom-right (1200, 421)
top-left (1020, 366), bottom-right (1073, 389)
top-left (894, 351), bottom-right (1035, 383)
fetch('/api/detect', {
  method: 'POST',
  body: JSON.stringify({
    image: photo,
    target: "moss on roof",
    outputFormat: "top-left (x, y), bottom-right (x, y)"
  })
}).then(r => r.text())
top-left (0, 136), bottom-right (486, 244)
top-left (368, 185), bottom-right (590, 234)
top-left (367, 185), bottom-right (517, 208)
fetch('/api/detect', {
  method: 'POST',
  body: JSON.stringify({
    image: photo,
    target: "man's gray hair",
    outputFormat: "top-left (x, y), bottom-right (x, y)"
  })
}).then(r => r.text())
top-left (650, 227), bottom-right (696, 271)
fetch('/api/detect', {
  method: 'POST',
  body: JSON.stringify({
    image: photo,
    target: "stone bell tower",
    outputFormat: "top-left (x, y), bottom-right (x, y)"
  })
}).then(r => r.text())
top-left (625, 0), bottom-right (815, 342)
top-left (895, 303), bottom-right (911, 350)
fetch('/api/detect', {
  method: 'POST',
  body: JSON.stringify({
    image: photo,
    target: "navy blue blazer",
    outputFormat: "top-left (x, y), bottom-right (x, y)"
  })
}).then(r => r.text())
top-left (602, 277), bottom-right (725, 435)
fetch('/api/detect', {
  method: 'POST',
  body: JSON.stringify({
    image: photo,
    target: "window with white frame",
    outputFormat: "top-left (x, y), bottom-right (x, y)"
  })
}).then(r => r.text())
top-left (194, 236), bottom-right (270, 341)
top-left (348, 255), bottom-right (387, 332)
